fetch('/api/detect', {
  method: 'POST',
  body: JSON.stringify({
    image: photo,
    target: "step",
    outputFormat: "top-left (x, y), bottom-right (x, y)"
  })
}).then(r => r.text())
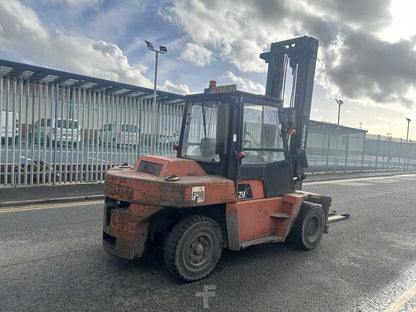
top-left (241, 235), bottom-right (284, 248)
top-left (269, 212), bottom-right (291, 219)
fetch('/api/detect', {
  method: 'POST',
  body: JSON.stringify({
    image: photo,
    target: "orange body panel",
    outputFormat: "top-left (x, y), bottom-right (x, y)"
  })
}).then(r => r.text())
top-left (226, 191), bottom-right (311, 249)
top-left (133, 155), bottom-right (206, 177)
top-left (237, 197), bottom-right (283, 241)
top-left (104, 155), bottom-right (323, 258)
top-left (103, 156), bottom-right (236, 259)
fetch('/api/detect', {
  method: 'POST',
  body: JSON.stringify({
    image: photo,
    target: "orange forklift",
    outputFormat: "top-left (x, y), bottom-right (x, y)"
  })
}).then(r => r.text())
top-left (102, 36), bottom-right (332, 281)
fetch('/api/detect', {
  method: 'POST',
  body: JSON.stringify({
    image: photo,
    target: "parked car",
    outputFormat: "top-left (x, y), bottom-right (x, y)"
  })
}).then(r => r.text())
top-left (1, 111), bottom-right (19, 143)
top-left (31, 118), bottom-right (51, 145)
top-left (99, 123), bottom-right (139, 148)
top-left (50, 118), bottom-right (81, 146)
top-left (157, 133), bottom-right (179, 144)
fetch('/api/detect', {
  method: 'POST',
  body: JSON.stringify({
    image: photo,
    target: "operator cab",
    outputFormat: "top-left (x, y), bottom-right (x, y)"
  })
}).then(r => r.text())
top-left (178, 84), bottom-right (295, 197)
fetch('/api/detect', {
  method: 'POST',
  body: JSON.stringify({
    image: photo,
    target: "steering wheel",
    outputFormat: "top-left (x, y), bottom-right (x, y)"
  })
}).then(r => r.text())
top-left (242, 140), bottom-right (252, 148)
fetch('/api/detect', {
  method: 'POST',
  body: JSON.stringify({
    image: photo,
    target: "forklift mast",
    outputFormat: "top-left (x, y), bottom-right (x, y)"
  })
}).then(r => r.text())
top-left (260, 36), bottom-right (318, 181)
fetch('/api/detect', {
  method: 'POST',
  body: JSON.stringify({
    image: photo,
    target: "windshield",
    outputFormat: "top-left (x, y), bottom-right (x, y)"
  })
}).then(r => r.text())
top-left (181, 101), bottom-right (220, 162)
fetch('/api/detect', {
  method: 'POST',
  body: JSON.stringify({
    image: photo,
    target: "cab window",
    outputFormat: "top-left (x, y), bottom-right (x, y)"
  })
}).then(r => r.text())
top-left (242, 103), bottom-right (285, 164)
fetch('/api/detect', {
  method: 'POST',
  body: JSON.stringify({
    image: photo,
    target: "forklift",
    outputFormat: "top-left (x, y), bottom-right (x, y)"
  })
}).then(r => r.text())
top-left (102, 36), bottom-right (332, 281)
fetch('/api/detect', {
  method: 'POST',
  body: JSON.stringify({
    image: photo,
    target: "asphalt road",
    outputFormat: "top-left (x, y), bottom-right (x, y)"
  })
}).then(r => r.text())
top-left (1, 174), bottom-right (416, 311)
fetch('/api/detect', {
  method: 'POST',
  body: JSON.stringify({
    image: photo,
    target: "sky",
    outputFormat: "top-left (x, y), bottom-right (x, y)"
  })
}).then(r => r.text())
top-left (1, 0), bottom-right (416, 139)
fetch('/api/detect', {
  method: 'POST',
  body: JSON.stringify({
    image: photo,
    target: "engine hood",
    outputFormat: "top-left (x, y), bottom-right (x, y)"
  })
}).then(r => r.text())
top-left (104, 156), bottom-right (236, 207)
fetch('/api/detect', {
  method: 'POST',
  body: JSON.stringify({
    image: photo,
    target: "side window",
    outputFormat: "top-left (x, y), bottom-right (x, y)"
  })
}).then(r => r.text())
top-left (243, 104), bottom-right (262, 148)
top-left (242, 103), bottom-right (285, 164)
top-left (263, 106), bottom-right (283, 149)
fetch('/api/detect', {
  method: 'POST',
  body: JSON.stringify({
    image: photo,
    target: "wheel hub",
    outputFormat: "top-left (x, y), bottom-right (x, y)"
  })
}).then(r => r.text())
top-left (194, 243), bottom-right (204, 255)
top-left (186, 234), bottom-right (212, 267)
top-left (306, 216), bottom-right (320, 240)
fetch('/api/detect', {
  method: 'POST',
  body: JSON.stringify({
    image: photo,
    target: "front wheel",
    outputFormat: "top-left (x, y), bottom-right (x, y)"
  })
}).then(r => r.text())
top-left (290, 202), bottom-right (325, 250)
top-left (164, 215), bottom-right (223, 282)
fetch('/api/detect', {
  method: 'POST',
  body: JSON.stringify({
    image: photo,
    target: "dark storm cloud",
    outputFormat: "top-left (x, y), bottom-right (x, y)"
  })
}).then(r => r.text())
top-left (326, 29), bottom-right (416, 106)
top-left (312, 0), bottom-right (392, 31)
top-left (165, 0), bottom-right (416, 107)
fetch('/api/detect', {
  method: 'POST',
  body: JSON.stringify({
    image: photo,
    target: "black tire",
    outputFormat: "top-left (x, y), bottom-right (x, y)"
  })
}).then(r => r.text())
top-left (164, 215), bottom-right (223, 282)
top-left (290, 202), bottom-right (325, 250)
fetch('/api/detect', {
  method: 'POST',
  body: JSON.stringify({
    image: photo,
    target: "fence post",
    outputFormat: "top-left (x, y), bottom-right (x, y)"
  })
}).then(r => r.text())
top-left (398, 138), bottom-right (402, 170)
top-left (344, 133), bottom-right (349, 172)
top-left (407, 139), bottom-right (411, 170)
top-left (375, 135), bottom-right (380, 171)
top-left (325, 131), bottom-right (331, 174)
top-left (387, 136), bottom-right (392, 170)
top-left (361, 133), bottom-right (366, 172)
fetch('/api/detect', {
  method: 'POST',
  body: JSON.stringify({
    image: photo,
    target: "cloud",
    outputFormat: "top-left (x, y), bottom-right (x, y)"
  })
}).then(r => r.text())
top-left (225, 71), bottom-right (265, 94)
top-left (160, 80), bottom-right (191, 95)
top-left (180, 43), bottom-right (213, 66)
top-left (0, 0), bottom-right (152, 87)
top-left (41, 0), bottom-right (102, 7)
top-left (162, 0), bottom-right (416, 108)
top-left (322, 29), bottom-right (416, 107)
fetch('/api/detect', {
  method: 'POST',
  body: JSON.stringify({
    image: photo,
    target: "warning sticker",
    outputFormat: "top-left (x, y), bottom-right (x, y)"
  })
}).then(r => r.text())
top-left (191, 186), bottom-right (206, 203)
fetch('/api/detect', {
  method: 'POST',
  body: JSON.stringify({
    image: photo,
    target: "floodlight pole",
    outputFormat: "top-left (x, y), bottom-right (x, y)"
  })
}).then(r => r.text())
top-left (406, 118), bottom-right (411, 143)
top-left (145, 41), bottom-right (166, 154)
top-left (152, 51), bottom-right (159, 154)
top-left (335, 98), bottom-right (344, 153)
top-left (405, 118), bottom-right (411, 170)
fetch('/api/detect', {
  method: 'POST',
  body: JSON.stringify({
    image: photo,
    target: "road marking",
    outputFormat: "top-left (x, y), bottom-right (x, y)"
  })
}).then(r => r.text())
top-left (384, 282), bottom-right (416, 312)
top-left (0, 200), bottom-right (103, 214)
top-left (306, 173), bottom-right (416, 185)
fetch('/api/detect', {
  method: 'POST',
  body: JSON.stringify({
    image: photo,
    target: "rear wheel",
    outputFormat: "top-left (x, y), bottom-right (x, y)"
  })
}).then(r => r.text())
top-left (290, 202), bottom-right (325, 250)
top-left (164, 215), bottom-right (223, 282)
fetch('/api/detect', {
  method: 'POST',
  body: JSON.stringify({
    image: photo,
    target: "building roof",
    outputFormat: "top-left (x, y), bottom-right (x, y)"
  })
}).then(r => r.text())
top-left (0, 59), bottom-right (184, 102)
top-left (309, 120), bottom-right (367, 134)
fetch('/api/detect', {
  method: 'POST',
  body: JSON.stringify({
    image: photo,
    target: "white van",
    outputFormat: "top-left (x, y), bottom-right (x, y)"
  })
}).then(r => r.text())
top-left (1, 111), bottom-right (19, 143)
top-left (99, 123), bottom-right (139, 147)
top-left (50, 118), bottom-right (81, 146)
top-left (32, 118), bottom-right (51, 144)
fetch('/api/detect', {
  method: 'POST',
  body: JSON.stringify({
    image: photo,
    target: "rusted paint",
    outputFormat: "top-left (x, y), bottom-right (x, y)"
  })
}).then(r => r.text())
top-left (225, 202), bottom-right (240, 251)
top-left (103, 203), bottom-right (163, 260)
top-left (103, 154), bottom-right (329, 259)
top-left (103, 155), bottom-right (236, 260)
top-left (105, 169), bottom-right (235, 207)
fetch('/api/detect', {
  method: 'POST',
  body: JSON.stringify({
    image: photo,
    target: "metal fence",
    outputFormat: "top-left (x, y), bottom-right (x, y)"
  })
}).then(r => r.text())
top-left (1, 72), bottom-right (416, 187)
top-left (306, 127), bottom-right (416, 173)
top-left (0, 76), bottom-right (184, 187)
